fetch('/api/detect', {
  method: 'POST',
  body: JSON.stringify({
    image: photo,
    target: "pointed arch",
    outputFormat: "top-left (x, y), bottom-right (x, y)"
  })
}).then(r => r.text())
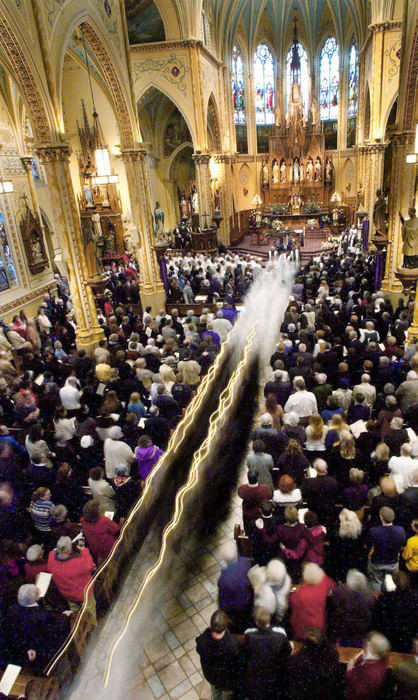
top-left (207, 92), bottom-right (222, 152)
top-left (135, 80), bottom-right (197, 150)
top-left (0, 9), bottom-right (53, 142)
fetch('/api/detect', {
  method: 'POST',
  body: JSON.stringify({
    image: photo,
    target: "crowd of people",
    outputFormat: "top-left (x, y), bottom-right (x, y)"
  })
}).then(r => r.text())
top-left (196, 248), bottom-right (418, 700)
top-left (0, 259), bottom-right (229, 676)
top-left (0, 244), bottom-right (417, 699)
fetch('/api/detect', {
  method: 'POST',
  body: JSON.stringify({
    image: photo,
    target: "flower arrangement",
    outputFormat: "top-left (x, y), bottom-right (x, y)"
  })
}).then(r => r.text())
top-left (307, 218), bottom-right (318, 228)
top-left (272, 219), bottom-right (282, 231)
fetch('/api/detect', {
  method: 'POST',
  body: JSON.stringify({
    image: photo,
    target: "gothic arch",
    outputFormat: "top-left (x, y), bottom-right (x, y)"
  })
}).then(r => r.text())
top-left (56, 16), bottom-right (137, 149)
top-left (207, 93), bottom-right (222, 152)
top-left (0, 9), bottom-right (53, 142)
top-left (135, 80), bottom-right (197, 149)
top-left (166, 141), bottom-right (194, 180)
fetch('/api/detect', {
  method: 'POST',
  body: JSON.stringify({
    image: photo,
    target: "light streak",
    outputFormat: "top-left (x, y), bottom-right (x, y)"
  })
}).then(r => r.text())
top-left (45, 327), bottom-right (233, 676)
top-left (103, 326), bottom-right (257, 686)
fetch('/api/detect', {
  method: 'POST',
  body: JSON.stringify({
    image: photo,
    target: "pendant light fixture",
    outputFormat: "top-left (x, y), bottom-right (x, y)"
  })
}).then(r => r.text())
top-left (81, 26), bottom-right (119, 185)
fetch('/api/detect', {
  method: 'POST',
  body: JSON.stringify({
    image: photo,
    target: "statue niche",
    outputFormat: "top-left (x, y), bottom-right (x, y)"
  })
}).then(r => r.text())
top-left (20, 196), bottom-right (48, 275)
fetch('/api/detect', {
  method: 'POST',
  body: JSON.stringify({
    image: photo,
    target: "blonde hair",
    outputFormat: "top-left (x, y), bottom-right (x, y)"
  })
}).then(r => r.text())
top-left (159, 364), bottom-right (176, 383)
top-left (302, 563), bottom-right (324, 585)
top-left (340, 430), bottom-right (356, 459)
top-left (330, 414), bottom-right (347, 433)
top-left (380, 476), bottom-right (397, 498)
top-left (375, 442), bottom-right (390, 462)
top-left (339, 508), bottom-right (362, 538)
top-left (129, 392), bottom-right (141, 404)
top-left (309, 413), bottom-right (325, 441)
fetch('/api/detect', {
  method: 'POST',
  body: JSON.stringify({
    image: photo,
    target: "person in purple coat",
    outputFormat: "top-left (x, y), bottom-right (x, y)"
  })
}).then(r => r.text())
top-left (135, 435), bottom-right (163, 482)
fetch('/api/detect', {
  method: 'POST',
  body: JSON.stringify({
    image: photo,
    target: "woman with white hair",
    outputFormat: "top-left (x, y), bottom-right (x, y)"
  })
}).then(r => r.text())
top-left (345, 631), bottom-right (391, 700)
top-left (327, 509), bottom-right (365, 582)
top-left (252, 559), bottom-right (292, 623)
top-left (327, 569), bottom-right (375, 646)
top-left (289, 562), bottom-right (335, 639)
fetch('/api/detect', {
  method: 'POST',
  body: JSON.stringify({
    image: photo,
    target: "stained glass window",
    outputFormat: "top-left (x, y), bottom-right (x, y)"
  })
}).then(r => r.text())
top-left (348, 41), bottom-right (359, 117)
top-left (320, 37), bottom-right (339, 121)
top-left (0, 212), bottom-right (18, 291)
top-left (286, 41), bottom-right (309, 112)
top-left (232, 45), bottom-right (245, 125)
top-left (254, 43), bottom-right (275, 125)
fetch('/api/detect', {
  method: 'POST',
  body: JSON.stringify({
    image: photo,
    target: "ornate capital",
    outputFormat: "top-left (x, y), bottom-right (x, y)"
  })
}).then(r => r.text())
top-left (121, 147), bottom-right (147, 163)
top-left (34, 142), bottom-right (72, 164)
top-left (20, 156), bottom-right (33, 172)
top-left (370, 20), bottom-right (402, 33)
top-left (392, 131), bottom-right (415, 147)
top-left (193, 153), bottom-right (211, 165)
top-left (359, 142), bottom-right (387, 154)
top-left (213, 154), bottom-right (235, 164)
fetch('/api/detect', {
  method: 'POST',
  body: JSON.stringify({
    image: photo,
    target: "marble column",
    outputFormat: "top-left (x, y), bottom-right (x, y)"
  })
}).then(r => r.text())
top-left (381, 131), bottom-right (416, 294)
top-left (34, 142), bottom-right (104, 349)
top-left (121, 146), bottom-right (166, 313)
top-left (193, 153), bottom-right (212, 227)
top-left (213, 154), bottom-right (235, 245)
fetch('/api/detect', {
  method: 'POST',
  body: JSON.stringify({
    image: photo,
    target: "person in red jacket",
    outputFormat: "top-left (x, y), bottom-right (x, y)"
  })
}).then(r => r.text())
top-left (80, 500), bottom-right (120, 564)
top-left (47, 535), bottom-right (96, 623)
top-left (289, 562), bottom-right (335, 639)
top-left (238, 469), bottom-right (273, 535)
top-left (345, 631), bottom-right (390, 700)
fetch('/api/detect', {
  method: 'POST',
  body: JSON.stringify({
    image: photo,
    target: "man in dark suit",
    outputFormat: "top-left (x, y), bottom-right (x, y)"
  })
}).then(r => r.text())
top-left (244, 606), bottom-right (291, 700)
top-left (0, 584), bottom-right (69, 671)
top-left (301, 458), bottom-right (339, 529)
top-left (143, 407), bottom-right (171, 450)
top-left (196, 610), bottom-right (242, 699)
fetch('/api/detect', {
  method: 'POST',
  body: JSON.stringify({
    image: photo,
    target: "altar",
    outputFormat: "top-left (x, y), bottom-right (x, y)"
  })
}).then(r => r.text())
top-left (260, 20), bottom-right (334, 213)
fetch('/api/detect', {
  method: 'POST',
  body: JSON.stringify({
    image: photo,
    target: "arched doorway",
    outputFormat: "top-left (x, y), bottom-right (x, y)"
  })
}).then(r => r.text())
top-left (137, 87), bottom-right (195, 231)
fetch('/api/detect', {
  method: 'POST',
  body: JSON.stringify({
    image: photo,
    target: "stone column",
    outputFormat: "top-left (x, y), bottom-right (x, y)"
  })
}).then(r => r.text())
top-left (34, 142), bottom-right (104, 349)
top-left (362, 143), bottom-right (387, 222)
top-left (213, 154), bottom-right (235, 245)
top-left (193, 153), bottom-right (212, 227)
top-left (121, 146), bottom-right (165, 313)
top-left (381, 131), bottom-right (416, 294)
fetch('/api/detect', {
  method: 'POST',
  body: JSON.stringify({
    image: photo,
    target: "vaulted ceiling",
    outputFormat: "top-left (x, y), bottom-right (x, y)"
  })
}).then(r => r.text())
top-left (210, 0), bottom-right (370, 56)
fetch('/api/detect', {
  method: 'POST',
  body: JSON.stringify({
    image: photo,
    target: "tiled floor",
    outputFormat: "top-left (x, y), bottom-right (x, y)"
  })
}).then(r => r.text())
top-left (66, 490), bottom-right (245, 700)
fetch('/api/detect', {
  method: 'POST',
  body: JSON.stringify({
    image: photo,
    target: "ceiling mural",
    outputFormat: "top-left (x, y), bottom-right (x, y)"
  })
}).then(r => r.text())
top-left (124, 0), bottom-right (165, 44)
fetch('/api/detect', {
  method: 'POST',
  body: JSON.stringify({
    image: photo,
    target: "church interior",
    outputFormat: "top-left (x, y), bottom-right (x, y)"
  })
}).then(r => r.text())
top-left (0, 1), bottom-right (417, 699)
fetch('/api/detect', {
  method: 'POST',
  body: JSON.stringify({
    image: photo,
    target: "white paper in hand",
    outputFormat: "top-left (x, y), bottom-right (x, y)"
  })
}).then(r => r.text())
top-left (105, 511), bottom-right (114, 520)
top-left (298, 508), bottom-right (308, 523)
top-left (384, 573), bottom-right (396, 592)
top-left (35, 572), bottom-right (52, 598)
top-left (0, 664), bottom-right (21, 695)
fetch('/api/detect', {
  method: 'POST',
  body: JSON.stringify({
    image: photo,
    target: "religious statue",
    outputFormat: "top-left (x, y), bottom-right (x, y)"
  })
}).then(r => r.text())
top-left (291, 192), bottom-right (301, 213)
top-left (214, 188), bottom-right (221, 213)
top-left (373, 189), bottom-right (387, 236)
top-left (399, 208), bottom-right (418, 268)
top-left (83, 183), bottom-right (94, 207)
top-left (191, 186), bottom-right (199, 214)
top-left (103, 221), bottom-right (117, 255)
top-left (280, 160), bottom-right (287, 183)
top-left (91, 212), bottom-right (103, 239)
top-left (275, 102), bottom-right (282, 127)
top-left (30, 233), bottom-right (43, 262)
top-left (180, 196), bottom-right (189, 219)
top-left (356, 182), bottom-right (365, 211)
top-left (293, 158), bottom-right (300, 183)
top-left (324, 157), bottom-right (334, 185)
top-left (154, 202), bottom-right (165, 236)
top-left (314, 156), bottom-right (322, 182)
top-left (124, 230), bottom-right (135, 254)
top-left (272, 160), bottom-right (280, 184)
top-left (311, 97), bottom-right (319, 126)
top-left (306, 157), bottom-right (314, 182)
top-left (262, 161), bottom-right (269, 188)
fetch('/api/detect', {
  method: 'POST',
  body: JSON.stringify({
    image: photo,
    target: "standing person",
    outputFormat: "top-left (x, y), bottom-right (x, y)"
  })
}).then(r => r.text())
top-left (80, 501), bottom-right (120, 565)
top-left (196, 610), bottom-right (242, 700)
top-left (289, 563), bottom-right (336, 640)
top-left (243, 606), bottom-right (291, 700)
top-left (345, 632), bottom-right (391, 700)
top-left (47, 536), bottom-right (96, 623)
top-left (237, 469), bottom-right (273, 535)
top-left (104, 426), bottom-right (136, 480)
top-left (367, 506), bottom-right (406, 591)
top-left (288, 627), bottom-right (341, 700)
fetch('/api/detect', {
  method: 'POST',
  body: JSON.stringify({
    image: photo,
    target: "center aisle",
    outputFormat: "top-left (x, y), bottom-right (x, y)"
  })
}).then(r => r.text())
top-left (66, 485), bottom-right (245, 700)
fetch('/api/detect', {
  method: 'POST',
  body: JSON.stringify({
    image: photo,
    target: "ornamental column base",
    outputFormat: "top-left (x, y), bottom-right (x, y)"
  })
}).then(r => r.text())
top-left (75, 326), bottom-right (105, 353)
top-left (140, 287), bottom-right (166, 316)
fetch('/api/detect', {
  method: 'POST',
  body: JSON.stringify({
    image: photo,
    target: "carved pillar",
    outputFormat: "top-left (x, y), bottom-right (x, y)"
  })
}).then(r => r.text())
top-left (361, 143), bottom-right (387, 222)
top-left (121, 146), bottom-right (165, 312)
top-left (214, 154), bottom-right (235, 245)
top-left (369, 24), bottom-right (386, 141)
top-left (193, 153), bottom-right (212, 225)
top-left (381, 131), bottom-right (416, 293)
top-left (34, 142), bottom-right (104, 349)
